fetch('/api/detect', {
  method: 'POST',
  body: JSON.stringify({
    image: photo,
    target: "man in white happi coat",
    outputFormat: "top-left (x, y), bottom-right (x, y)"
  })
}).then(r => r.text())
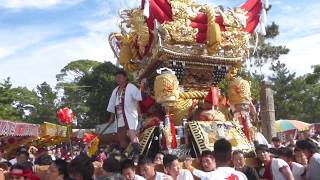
top-left (184, 150), bottom-right (216, 179)
top-left (202, 139), bottom-right (248, 180)
top-left (107, 70), bottom-right (142, 153)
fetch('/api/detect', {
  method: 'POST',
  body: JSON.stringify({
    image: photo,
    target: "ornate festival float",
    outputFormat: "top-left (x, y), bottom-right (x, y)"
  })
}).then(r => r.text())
top-left (109, 0), bottom-right (268, 157)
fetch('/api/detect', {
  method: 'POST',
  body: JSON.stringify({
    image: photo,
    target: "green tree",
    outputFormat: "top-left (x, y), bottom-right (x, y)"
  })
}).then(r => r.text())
top-left (268, 61), bottom-right (297, 120)
top-left (30, 82), bottom-right (58, 123)
top-left (249, 19), bottom-right (290, 69)
top-left (0, 78), bottom-right (20, 120)
top-left (268, 62), bottom-right (320, 123)
top-left (56, 60), bottom-right (101, 83)
top-left (79, 62), bottom-right (119, 127)
top-left (306, 65), bottom-right (320, 84)
top-left (56, 60), bottom-right (102, 127)
top-left (11, 87), bottom-right (39, 121)
top-left (245, 21), bottom-right (289, 101)
top-left (0, 78), bottom-right (41, 122)
top-left (302, 65), bottom-right (320, 123)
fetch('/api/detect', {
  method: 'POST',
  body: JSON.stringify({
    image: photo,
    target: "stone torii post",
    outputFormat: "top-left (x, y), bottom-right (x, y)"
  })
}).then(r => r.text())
top-left (260, 81), bottom-right (276, 142)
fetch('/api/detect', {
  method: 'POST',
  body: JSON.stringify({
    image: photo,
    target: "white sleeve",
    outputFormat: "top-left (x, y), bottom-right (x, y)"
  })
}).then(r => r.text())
top-left (201, 176), bottom-right (211, 180)
top-left (293, 162), bottom-right (305, 176)
top-left (107, 89), bottom-right (117, 113)
top-left (135, 175), bottom-right (146, 180)
top-left (130, 83), bottom-right (142, 101)
top-left (193, 169), bottom-right (210, 179)
top-left (182, 169), bottom-right (194, 180)
top-left (274, 159), bottom-right (289, 171)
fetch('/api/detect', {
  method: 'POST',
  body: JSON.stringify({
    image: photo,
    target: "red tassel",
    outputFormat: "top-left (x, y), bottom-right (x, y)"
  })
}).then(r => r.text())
top-left (205, 86), bottom-right (219, 106)
top-left (161, 113), bottom-right (177, 149)
top-left (215, 16), bottom-right (226, 31)
top-left (154, 0), bottom-right (173, 19)
top-left (246, 2), bottom-right (262, 22)
top-left (169, 113), bottom-right (177, 148)
top-left (240, 113), bottom-right (251, 142)
top-left (161, 123), bottom-right (167, 149)
top-left (245, 15), bottom-right (260, 33)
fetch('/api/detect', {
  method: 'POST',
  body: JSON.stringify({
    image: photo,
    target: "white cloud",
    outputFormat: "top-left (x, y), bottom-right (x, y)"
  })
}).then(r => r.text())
top-left (0, 0), bottom-right (83, 9)
top-left (0, 47), bottom-right (13, 59)
top-left (0, 26), bottom-right (61, 60)
top-left (279, 33), bottom-right (320, 75)
top-left (0, 15), bottom-right (119, 88)
top-left (272, 2), bottom-right (320, 40)
top-left (0, 32), bottom-right (116, 88)
top-left (81, 18), bottom-right (118, 34)
top-left (0, 1), bottom-right (120, 89)
top-left (267, 1), bottom-right (320, 75)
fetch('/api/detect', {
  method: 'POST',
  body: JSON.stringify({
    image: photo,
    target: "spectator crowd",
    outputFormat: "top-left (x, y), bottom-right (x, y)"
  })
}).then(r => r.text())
top-left (0, 135), bottom-right (319, 180)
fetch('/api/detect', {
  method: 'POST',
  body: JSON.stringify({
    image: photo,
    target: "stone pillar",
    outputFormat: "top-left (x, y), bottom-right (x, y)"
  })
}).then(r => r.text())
top-left (260, 81), bottom-right (276, 142)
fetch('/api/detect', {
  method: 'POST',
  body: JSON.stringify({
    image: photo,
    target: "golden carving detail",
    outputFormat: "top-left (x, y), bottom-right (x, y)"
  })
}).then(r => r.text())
top-left (161, 0), bottom-right (199, 44)
top-left (118, 34), bottom-right (140, 72)
top-left (220, 8), bottom-right (250, 57)
top-left (228, 78), bottom-right (252, 105)
top-left (179, 91), bottom-right (207, 99)
top-left (171, 98), bottom-right (194, 125)
top-left (117, 9), bottom-right (150, 72)
top-left (154, 72), bottom-right (180, 105)
top-left (202, 6), bottom-right (222, 55)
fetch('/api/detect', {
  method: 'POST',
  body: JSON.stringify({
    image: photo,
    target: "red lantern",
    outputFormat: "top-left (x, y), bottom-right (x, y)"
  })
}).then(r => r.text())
top-left (57, 107), bottom-right (74, 124)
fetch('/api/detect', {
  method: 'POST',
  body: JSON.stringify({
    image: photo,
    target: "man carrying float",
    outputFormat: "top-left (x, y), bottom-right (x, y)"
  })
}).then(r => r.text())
top-left (107, 70), bottom-right (143, 155)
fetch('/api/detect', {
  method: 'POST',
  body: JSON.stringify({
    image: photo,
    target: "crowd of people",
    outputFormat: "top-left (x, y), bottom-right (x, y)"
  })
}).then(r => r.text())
top-left (0, 136), bottom-right (319, 180)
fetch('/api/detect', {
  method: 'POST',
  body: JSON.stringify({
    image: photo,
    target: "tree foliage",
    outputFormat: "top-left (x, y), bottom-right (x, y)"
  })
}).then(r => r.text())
top-left (249, 22), bottom-right (290, 68)
top-left (305, 65), bottom-right (320, 84)
top-left (56, 60), bottom-right (118, 128)
top-left (29, 82), bottom-right (58, 124)
top-left (0, 78), bottom-right (20, 120)
top-left (56, 60), bottom-right (101, 82)
top-left (11, 86), bottom-right (39, 121)
top-left (79, 62), bottom-right (119, 127)
top-left (0, 60), bottom-right (118, 128)
top-left (268, 61), bottom-right (297, 120)
top-left (268, 62), bottom-right (320, 123)
top-left (56, 60), bottom-right (102, 127)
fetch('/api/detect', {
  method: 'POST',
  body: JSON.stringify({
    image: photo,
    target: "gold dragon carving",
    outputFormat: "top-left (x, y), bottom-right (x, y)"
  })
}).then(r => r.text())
top-left (118, 9), bottom-right (150, 72)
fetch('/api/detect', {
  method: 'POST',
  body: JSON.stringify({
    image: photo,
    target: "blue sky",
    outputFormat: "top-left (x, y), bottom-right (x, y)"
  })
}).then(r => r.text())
top-left (0, 0), bottom-right (319, 89)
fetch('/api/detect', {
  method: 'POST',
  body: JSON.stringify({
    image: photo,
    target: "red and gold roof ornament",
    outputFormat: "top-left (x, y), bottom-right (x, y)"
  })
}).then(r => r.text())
top-left (109, 0), bottom-right (268, 154)
top-left (109, 0), bottom-right (268, 83)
